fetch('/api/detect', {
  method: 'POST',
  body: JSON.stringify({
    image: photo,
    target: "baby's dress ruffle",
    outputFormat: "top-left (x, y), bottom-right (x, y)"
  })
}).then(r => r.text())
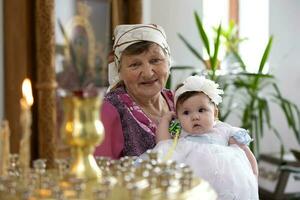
top-left (153, 139), bottom-right (259, 200)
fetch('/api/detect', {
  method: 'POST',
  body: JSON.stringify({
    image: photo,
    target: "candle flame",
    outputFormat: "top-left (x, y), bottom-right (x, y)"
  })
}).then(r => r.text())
top-left (22, 78), bottom-right (34, 106)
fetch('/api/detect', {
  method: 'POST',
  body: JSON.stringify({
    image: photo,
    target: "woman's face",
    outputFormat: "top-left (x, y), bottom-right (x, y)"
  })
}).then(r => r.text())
top-left (119, 44), bottom-right (169, 99)
top-left (177, 93), bottom-right (217, 134)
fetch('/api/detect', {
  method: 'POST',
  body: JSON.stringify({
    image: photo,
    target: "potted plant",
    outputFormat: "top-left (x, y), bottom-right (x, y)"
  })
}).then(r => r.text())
top-left (178, 11), bottom-right (300, 156)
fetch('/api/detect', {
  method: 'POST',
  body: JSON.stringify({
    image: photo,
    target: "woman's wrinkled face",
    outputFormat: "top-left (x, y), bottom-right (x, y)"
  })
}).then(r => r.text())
top-left (177, 93), bottom-right (217, 134)
top-left (119, 44), bottom-right (169, 99)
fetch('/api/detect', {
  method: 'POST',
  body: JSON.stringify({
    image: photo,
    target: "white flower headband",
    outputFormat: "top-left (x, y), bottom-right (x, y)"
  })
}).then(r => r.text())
top-left (108, 24), bottom-right (171, 90)
top-left (175, 75), bottom-right (224, 105)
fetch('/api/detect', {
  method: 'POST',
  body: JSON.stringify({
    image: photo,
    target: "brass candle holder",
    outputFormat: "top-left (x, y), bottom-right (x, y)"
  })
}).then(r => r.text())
top-left (0, 89), bottom-right (218, 199)
top-left (61, 91), bottom-right (104, 181)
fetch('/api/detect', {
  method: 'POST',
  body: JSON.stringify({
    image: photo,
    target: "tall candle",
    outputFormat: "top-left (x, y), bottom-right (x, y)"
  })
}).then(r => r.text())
top-left (19, 78), bottom-right (34, 171)
top-left (0, 120), bottom-right (10, 176)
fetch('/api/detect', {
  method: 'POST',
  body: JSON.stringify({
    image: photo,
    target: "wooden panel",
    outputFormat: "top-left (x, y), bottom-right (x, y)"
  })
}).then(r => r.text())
top-left (128, 0), bottom-right (142, 24)
top-left (112, 0), bottom-right (142, 28)
top-left (3, 0), bottom-right (35, 154)
top-left (229, 0), bottom-right (239, 25)
top-left (35, 0), bottom-right (57, 167)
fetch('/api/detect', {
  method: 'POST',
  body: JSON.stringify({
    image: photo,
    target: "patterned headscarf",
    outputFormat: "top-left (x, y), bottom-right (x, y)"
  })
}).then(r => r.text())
top-left (108, 24), bottom-right (171, 90)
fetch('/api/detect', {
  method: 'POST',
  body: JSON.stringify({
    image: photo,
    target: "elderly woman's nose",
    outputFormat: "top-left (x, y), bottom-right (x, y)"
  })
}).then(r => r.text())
top-left (141, 64), bottom-right (154, 76)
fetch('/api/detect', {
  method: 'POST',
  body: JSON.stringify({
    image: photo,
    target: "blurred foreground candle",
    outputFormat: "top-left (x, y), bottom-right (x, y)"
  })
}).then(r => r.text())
top-left (0, 120), bottom-right (10, 176)
top-left (19, 78), bottom-right (34, 171)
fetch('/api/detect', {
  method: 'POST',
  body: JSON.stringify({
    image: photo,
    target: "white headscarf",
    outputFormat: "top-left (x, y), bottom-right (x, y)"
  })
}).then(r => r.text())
top-left (175, 75), bottom-right (224, 105)
top-left (108, 24), bottom-right (171, 90)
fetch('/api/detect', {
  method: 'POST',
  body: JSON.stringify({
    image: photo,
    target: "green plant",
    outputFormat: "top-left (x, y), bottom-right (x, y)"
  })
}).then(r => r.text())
top-left (217, 20), bottom-right (247, 55)
top-left (178, 11), bottom-right (300, 156)
top-left (215, 20), bottom-right (247, 71)
top-left (178, 12), bottom-right (221, 80)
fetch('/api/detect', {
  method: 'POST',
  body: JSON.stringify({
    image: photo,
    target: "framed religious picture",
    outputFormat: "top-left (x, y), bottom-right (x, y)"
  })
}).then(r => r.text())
top-left (55, 0), bottom-right (111, 90)
top-left (54, 0), bottom-right (111, 157)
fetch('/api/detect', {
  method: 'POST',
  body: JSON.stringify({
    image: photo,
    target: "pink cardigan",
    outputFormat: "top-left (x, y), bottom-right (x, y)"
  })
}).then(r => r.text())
top-left (94, 101), bottom-right (124, 159)
top-left (94, 88), bottom-right (174, 159)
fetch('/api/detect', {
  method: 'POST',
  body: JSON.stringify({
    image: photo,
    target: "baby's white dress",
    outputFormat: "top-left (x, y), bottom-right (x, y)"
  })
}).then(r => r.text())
top-left (153, 121), bottom-right (259, 200)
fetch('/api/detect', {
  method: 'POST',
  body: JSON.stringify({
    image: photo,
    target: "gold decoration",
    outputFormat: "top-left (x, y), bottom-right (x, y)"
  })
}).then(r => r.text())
top-left (0, 152), bottom-right (217, 199)
top-left (64, 2), bottom-right (96, 71)
top-left (61, 93), bottom-right (104, 180)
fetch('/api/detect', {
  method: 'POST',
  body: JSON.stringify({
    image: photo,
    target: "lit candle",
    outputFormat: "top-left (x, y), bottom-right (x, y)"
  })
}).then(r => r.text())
top-left (19, 78), bottom-right (34, 171)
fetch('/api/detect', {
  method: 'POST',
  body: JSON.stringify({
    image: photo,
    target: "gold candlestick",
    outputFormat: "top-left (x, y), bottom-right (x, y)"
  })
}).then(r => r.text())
top-left (61, 92), bottom-right (104, 181)
top-left (19, 79), bottom-right (34, 172)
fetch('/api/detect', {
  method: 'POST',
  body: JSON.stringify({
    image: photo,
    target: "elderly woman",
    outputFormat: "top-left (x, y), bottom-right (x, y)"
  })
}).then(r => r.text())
top-left (94, 24), bottom-right (175, 159)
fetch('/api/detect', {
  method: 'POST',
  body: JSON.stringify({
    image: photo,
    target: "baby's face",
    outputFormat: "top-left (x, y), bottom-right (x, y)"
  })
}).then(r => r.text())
top-left (177, 93), bottom-right (217, 134)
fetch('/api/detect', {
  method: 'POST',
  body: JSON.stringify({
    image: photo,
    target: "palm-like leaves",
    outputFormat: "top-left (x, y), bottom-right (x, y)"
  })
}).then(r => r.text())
top-left (178, 11), bottom-right (221, 80)
top-left (179, 12), bottom-right (300, 156)
top-left (231, 37), bottom-right (300, 156)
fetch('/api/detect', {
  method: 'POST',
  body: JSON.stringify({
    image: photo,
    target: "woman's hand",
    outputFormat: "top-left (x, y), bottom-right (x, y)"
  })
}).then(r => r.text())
top-left (229, 137), bottom-right (247, 149)
top-left (229, 137), bottom-right (258, 177)
top-left (156, 111), bottom-right (176, 142)
top-left (161, 111), bottom-right (176, 123)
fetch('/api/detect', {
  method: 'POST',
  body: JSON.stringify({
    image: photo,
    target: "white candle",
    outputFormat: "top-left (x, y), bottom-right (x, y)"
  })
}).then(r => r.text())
top-left (19, 78), bottom-right (34, 170)
top-left (0, 120), bottom-right (10, 176)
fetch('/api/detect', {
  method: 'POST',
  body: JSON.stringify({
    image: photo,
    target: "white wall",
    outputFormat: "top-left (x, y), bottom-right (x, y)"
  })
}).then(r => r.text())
top-left (0, 0), bottom-right (3, 120)
top-left (239, 0), bottom-right (269, 73)
top-left (144, 0), bottom-right (300, 153)
top-left (143, 0), bottom-right (204, 89)
top-left (143, 0), bottom-right (203, 68)
top-left (261, 0), bottom-right (300, 153)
